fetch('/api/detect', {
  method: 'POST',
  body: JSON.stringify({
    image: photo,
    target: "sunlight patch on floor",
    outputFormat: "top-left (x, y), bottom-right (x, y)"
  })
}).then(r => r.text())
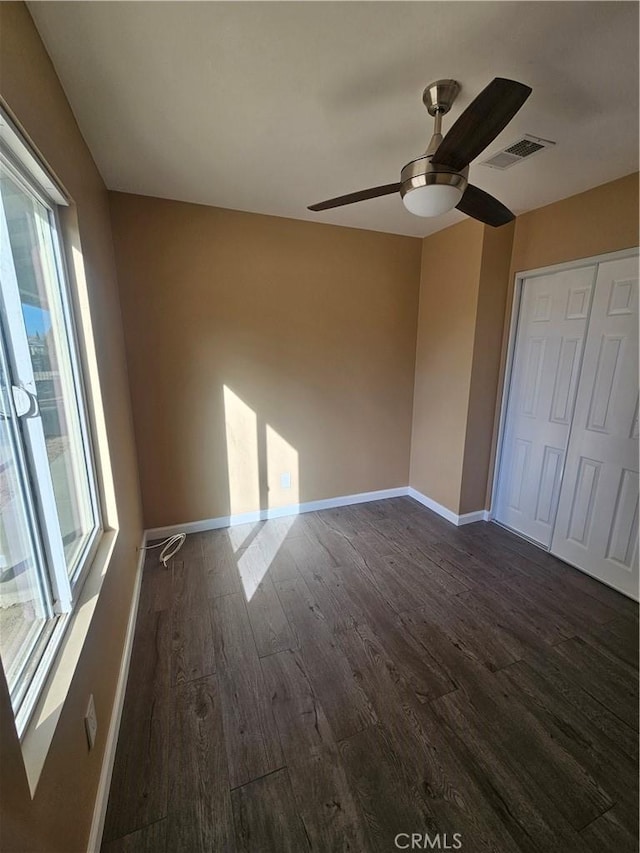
top-left (236, 515), bottom-right (295, 600)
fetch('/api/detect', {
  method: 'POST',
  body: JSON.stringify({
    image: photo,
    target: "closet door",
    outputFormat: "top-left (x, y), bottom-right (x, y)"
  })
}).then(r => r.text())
top-left (494, 266), bottom-right (596, 545)
top-left (551, 256), bottom-right (639, 597)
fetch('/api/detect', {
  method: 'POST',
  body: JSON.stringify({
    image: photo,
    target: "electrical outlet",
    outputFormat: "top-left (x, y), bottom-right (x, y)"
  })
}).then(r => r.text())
top-left (280, 472), bottom-right (291, 489)
top-left (85, 694), bottom-right (97, 751)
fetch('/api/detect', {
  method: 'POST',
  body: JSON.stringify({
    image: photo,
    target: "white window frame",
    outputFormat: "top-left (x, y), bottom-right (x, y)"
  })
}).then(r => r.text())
top-left (0, 108), bottom-right (103, 736)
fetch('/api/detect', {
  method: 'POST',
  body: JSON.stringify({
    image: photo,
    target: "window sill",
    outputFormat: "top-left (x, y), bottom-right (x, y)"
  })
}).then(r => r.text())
top-left (20, 529), bottom-right (118, 797)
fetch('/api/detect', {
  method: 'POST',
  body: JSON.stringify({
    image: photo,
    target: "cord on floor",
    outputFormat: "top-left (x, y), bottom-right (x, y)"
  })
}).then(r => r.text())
top-left (139, 533), bottom-right (186, 567)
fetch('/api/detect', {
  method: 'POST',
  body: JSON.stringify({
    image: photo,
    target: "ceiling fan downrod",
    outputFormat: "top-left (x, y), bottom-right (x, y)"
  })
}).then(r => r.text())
top-left (422, 79), bottom-right (460, 157)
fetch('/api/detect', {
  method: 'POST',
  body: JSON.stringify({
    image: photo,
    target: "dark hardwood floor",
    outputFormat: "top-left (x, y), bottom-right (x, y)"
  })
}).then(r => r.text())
top-left (102, 498), bottom-right (639, 853)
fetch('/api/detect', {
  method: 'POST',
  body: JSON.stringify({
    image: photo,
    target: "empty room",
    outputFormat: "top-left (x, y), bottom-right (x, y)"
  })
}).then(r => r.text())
top-left (0, 2), bottom-right (638, 851)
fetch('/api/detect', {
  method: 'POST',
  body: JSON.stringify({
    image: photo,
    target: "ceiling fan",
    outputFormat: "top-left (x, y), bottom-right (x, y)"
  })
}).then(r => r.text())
top-left (308, 77), bottom-right (532, 227)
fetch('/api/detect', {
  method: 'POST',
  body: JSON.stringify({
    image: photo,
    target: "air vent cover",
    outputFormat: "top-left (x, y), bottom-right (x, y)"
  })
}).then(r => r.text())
top-left (481, 134), bottom-right (556, 170)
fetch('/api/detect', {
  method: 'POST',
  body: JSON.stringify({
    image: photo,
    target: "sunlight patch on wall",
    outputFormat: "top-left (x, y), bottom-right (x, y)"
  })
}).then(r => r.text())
top-left (223, 385), bottom-right (260, 516)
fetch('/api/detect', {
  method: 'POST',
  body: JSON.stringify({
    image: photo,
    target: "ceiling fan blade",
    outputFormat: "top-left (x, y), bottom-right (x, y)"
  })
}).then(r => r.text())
top-left (456, 184), bottom-right (515, 227)
top-left (308, 183), bottom-right (400, 211)
top-left (432, 78), bottom-right (532, 171)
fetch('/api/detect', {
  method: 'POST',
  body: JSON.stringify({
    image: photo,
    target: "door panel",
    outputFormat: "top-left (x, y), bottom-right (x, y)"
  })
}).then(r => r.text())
top-left (494, 266), bottom-right (597, 545)
top-left (551, 256), bottom-right (639, 597)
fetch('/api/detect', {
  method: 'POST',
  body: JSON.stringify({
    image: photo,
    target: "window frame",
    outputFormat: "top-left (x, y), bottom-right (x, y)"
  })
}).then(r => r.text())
top-left (48, 193), bottom-right (104, 597)
top-left (0, 112), bottom-right (104, 737)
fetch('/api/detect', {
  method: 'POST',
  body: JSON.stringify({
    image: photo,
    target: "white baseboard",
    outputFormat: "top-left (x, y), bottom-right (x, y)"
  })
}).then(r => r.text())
top-left (87, 539), bottom-right (145, 853)
top-left (407, 488), bottom-right (489, 526)
top-left (146, 486), bottom-right (490, 539)
top-left (145, 486), bottom-right (410, 540)
top-left (458, 509), bottom-right (491, 525)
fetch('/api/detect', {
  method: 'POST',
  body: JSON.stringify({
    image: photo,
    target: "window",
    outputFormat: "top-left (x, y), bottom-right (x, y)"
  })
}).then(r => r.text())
top-left (0, 112), bottom-right (101, 732)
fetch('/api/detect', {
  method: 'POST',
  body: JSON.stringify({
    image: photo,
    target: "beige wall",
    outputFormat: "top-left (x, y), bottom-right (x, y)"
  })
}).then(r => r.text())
top-left (109, 192), bottom-right (422, 529)
top-left (459, 221), bottom-right (515, 514)
top-left (409, 219), bottom-right (485, 512)
top-left (509, 172), bottom-right (639, 275)
top-left (409, 219), bottom-right (515, 514)
top-left (0, 5), bottom-right (143, 852)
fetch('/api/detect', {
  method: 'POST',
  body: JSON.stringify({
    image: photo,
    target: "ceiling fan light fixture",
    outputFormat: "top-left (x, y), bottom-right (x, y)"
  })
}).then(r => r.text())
top-left (400, 162), bottom-right (467, 218)
top-left (402, 182), bottom-right (463, 217)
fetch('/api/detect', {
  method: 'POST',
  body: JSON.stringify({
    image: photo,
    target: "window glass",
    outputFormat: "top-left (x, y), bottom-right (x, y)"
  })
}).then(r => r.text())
top-left (0, 349), bottom-right (53, 701)
top-left (0, 170), bottom-right (97, 580)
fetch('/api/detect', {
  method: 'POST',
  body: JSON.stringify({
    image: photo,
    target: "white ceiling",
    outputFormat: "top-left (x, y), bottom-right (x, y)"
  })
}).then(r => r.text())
top-left (29, 1), bottom-right (639, 238)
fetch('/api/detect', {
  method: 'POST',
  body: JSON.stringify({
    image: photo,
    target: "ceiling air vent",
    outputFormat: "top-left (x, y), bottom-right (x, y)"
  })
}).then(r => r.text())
top-left (481, 134), bottom-right (556, 170)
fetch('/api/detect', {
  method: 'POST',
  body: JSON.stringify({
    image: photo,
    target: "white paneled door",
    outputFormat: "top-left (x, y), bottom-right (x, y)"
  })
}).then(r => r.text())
top-left (552, 257), bottom-right (639, 597)
top-left (494, 266), bottom-right (597, 546)
top-left (495, 251), bottom-right (639, 598)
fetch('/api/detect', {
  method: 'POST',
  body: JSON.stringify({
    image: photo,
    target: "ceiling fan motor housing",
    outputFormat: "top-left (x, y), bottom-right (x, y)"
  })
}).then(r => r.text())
top-left (400, 157), bottom-right (468, 203)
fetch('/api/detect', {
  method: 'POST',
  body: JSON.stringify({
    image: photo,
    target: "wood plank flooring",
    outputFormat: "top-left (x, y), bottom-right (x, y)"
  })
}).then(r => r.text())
top-left (102, 498), bottom-right (638, 852)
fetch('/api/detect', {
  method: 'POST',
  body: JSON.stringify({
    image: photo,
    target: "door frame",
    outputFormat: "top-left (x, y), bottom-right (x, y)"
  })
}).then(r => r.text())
top-left (489, 246), bottom-right (639, 537)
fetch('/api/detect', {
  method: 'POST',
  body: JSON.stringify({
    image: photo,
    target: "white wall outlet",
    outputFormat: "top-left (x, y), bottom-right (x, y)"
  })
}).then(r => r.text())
top-left (85, 694), bottom-right (97, 751)
top-left (280, 472), bottom-right (291, 489)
